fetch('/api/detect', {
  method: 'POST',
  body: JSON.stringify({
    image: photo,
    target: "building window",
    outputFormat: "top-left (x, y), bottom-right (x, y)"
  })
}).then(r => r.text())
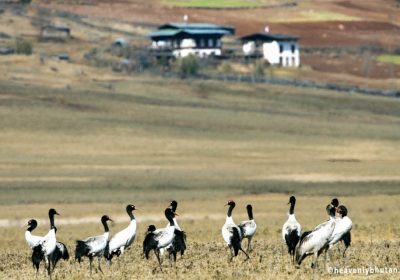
top-left (291, 44), bottom-right (295, 53)
top-left (279, 44), bottom-right (283, 53)
top-left (200, 39), bottom-right (205, 47)
top-left (208, 38), bottom-right (213, 47)
top-left (292, 57), bottom-right (296, 66)
top-left (279, 56), bottom-right (283, 65)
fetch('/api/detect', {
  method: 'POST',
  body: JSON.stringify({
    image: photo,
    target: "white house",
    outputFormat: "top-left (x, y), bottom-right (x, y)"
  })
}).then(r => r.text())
top-left (149, 23), bottom-right (235, 58)
top-left (240, 33), bottom-right (300, 67)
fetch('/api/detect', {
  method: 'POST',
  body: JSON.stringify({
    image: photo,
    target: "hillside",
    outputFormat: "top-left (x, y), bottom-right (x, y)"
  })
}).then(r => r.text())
top-left (21, 0), bottom-right (400, 84)
top-left (1, 62), bottom-right (400, 203)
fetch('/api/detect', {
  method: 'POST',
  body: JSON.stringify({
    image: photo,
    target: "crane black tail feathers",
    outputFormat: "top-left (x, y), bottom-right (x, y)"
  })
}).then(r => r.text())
top-left (230, 227), bottom-right (241, 257)
top-left (75, 240), bottom-right (90, 262)
top-left (286, 230), bottom-right (300, 256)
top-left (104, 242), bottom-right (122, 262)
top-left (342, 232), bottom-right (351, 247)
top-left (300, 231), bottom-right (312, 243)
top-left (32, 244), bottom-right (44, 272)
top-left (174, 229), bottom-right (187, 255)
top-left (50, 242), bottom-right (69, 271)
top-left (58, 242), bottom-right (70, 260)
top-left (143, 233), bottom-right (158, 259)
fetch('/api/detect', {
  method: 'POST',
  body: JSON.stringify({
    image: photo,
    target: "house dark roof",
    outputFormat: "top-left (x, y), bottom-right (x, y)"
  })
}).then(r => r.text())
top-left (149, 28), bottom-right (231, 39)
top-left (240, 33), bottom-right (299, 42)
top-left (149, 22), bottom-right (235, 40)
top-left (158, 23), bottom-right (235, 35)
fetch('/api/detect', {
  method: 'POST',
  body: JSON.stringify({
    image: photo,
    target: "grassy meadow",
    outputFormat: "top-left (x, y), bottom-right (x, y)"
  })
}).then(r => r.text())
top-left (378, 55), bottom-right (400, 66)
top-left (0, 56), bottom-right (400, 278)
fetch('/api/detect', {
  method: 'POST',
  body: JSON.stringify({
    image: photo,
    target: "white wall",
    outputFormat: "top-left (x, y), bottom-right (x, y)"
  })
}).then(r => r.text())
top-left (173, 48), bottom-right (222, 58)
top-left (152, 38), bottom-right (222, 58)
top-left (262, 41), bottom-right (300, 67)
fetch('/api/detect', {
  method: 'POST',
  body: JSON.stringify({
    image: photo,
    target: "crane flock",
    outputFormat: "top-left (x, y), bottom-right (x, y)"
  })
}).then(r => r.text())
top-left (24, 197), bottom-right (352, 277)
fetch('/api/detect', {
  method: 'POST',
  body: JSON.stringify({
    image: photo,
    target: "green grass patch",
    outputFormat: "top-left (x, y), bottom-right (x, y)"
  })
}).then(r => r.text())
top-left (1, 180), bottom-right (400, 205)
top-left (377, 54), bottom-right (400, 65)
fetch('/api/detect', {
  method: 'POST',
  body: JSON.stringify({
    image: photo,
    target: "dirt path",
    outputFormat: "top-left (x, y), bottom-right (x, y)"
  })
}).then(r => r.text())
top-left (0, 213), bottom-right (225, 228)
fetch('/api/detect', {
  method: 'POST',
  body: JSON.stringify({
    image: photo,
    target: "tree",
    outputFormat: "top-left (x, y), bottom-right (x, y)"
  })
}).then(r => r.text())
top-left (220, 61), bottom-right (232, 81)
top-left (15, 38), bottom-right (32, 55)
top-left (253, 60), bottom-right (265, 80)
top-left (178, 54), bottom-right (199, 78)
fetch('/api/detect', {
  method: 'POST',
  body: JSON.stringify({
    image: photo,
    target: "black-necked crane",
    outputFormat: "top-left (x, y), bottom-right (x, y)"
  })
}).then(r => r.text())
top-left (142, 224), bottom-right (156, 257)
top-left (167, 200), bottom-right (186, 262)
top-left (31, 209), bottom-right (60, 278)
top-left (75, 215), bottom-right (112, 275)
top-left (282, 196), bottom-right (301, 264)
top-left (330, 198), bottom-right (352, 256)
top-left (222, 200), bottom-right (249, 262)
top-left (106, 204), bottom-right (137, 264)
top-left (143, 208), bottom-right (176, 268)
top-left (238, 204), bottom-right (257, 253)
top-left (295, 204), bottom-right (336, 273)
top-left (26, 219), bottom-right (69, 275)
top-left (325, 201), bottom-right (352, 268)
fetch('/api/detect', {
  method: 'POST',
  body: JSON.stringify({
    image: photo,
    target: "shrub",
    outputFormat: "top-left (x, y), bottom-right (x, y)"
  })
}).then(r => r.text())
top-left (220, 61), bottom-right (232, 75)
top-left (19, 0), bottom-right (32, 4)
top-left (15, 38), bottom-right (32, 55)
top-left (253, 60), bottom-right (265, 78)
top-left (178, 54), bottom-right (199, 78)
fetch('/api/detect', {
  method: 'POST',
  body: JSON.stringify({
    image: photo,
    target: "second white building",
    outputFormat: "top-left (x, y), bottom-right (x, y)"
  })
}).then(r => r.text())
top-left (240, 33), bottom-right (300, 67)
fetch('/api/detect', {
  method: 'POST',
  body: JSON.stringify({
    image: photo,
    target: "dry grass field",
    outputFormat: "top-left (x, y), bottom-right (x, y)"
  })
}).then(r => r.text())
top-left (0, 195), bottom-right (399, 279)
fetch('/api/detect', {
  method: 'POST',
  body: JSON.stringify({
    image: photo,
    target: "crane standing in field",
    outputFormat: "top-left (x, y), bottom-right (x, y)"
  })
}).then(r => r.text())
top-left (330, 198), bottom-right (352, 257)
top-left (143, 208), bottom-right (176, 269)
top-left (105, 204), bottom-right (137, 265)
top-left (75, 215), bottom-right (113, 275)
top-left (295, 204), bottom-right (337, 273)
top-left (31, 209), bottom-right (60, 279)
top-left (282, 196), bottom-right (301, 264)
top-left (222, 200), bottom-right (249, 262)
top-left (26, 218), bottom-right (69, 276)
top-left (166, 200), bottom-right (186, 262)
top-left (238, 204), bottom-right (257, 253)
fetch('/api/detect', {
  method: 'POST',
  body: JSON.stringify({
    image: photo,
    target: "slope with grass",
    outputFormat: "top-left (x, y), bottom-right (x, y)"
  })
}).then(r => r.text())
top-left (0, 69), bottom-right (400, 204)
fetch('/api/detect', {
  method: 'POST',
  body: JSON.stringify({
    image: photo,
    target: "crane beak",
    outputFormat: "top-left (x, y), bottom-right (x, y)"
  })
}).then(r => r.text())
top-left (174, 212), bottom-right (179, 216)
